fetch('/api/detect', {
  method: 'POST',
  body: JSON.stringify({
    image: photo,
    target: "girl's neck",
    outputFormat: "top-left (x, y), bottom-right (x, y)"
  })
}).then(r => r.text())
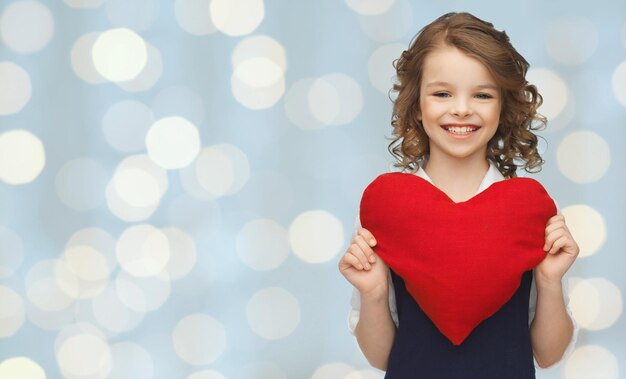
top-left (422, 153), bottom-right (491, 202)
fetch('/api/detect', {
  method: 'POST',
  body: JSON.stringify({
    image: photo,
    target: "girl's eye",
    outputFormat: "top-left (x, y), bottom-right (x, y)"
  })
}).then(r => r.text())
top-left (475, 93), bottom-right (493, 99)
top-left (433, 92), bottom-right (450, 98)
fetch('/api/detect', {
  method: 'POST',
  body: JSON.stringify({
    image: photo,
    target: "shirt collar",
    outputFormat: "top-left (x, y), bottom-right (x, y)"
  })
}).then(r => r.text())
top-left (415, 160), bottom-right (505, 195)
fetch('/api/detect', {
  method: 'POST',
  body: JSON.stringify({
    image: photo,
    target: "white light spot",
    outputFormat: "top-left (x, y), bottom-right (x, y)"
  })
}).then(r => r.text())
top-left (115, 271), bottom-right (171, 312)
top-left (102, 100), bottom-right (155, 153)
top-left (0, 286), bottom-right (25, 337)
top-left (557, 131), bottom-right (610, 183)
top-left (309, 73), bottom-right (363, 126)
top-left (569, 278), bottom-right (622, 330)
top-left (25, 259), bottom-right (75, 311)
top-left (0, 62), bottom-right (32, 115)
top-left (345, 369), bottom-right (385, 379)
top-left (0, 130), bottom-right (45, 185)
top-left (25, 302), bottom-right (75, 331)
top-left (188, 370), bottom-right (227, 379)
top-left (55, 158), bottom-right (108, 211)
top-left (285, 78), bottom-right (324, 130)
top-left (105, 0), bottom-right (160, 32)
top-left (91, 285), bottom-right (145, 333)
top-left (0, 1), bottom-right (54, 53)
top-left (246, 287), bottom-right (300, 339)
top-left (175, 0), bottom-right (216, 35)
top-left (63, 0), bottom-right (104, 8)
top-left (545, 18), bottom-right (598, 65)
top-left (232, 35), bottom-right (287, 71)
top-left (92, 28), bottom-right (148, 82)
top-left (368, 43), bottom-right (403, 94)
top-left (564, 345), bottom-right (619, 379)
top-left (527, 68), bottom-right (569, 121)
top-left (0, 357), bottom-right (46, 379)
top-left (358, 0), bottom-right (413, 42)
top-left (236, 219), bottom-right (289, 271)
top-left (210, 0), bottom-right (264, 36)
top-left (194, 144), bottom-right (250, 197)
top-left (66, 228), bottom-right (117, 271)
top-left (151, 86), bottom-right (205, 125)
top-left (0, 226), bottom-right (24, 278)
top-left (113, 168), bottom-right (162, 207)
top-left (561, 204), bottom-right (606, 257)
top-left (62, 245), bottom-right (111, 282)
top-left (56, 332), bottom-right (112, 377)
top-left (234, 57), bottom-right (283, 88)
top-left (146, 116), bottom-right (201, 169)
top-left (172, 313), bottom-right (226, 365)
top-left (611, 61), bottom-right (626, 108)
top-left (107, 342), bottom-right (154, 379)
top-left (161, 227), bottom-right (196, 280)
top-left (289, 210), bottom-right (344, 263)
top-left (116, 224), bottom-right (170, 278)
top-left (311, 363), bottom-right (356, 379)
top-left (70, 32), bottom-right (106, 84)
top-left (116, 42), bottom-right (163, 92)
top-left (231, 71), bottom-right (285, 109)
top-left (346, 0), bottom-right (395, 15)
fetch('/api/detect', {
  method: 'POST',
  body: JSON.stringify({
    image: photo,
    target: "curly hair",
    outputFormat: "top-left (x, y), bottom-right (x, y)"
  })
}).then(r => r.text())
top-left (387, 12), bottom-right (546, 178)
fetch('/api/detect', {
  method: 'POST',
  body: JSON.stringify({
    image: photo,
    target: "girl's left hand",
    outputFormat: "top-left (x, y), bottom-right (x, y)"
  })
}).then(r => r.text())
top-left (535, 214), bottom-right (580, 285)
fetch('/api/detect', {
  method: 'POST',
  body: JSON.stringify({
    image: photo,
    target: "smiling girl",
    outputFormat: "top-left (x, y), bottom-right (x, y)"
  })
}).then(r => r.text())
top-left (338, 12), bottom-right (579, 378)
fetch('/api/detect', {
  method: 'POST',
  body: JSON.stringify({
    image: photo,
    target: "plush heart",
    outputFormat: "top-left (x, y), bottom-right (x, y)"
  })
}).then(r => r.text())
top-left (359, 173), bottom-right (556, 345)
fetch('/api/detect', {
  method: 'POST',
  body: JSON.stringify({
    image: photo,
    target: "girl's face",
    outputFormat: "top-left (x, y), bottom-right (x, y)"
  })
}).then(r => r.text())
top-left (418, 45), bottom-right (501, 163)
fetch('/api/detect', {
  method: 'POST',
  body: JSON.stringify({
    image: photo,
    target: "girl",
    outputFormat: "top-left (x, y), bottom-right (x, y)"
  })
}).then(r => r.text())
top-left (338, 12), bottom-right (579, 378)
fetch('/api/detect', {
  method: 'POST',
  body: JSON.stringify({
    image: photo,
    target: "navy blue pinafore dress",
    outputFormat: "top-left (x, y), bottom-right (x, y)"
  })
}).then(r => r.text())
top-left (385, 270), bottom-right (536, 379)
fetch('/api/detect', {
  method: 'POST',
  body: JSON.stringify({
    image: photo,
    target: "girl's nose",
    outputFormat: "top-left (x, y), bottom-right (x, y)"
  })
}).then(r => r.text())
top-left (451, 97), bottom-right (472, 117)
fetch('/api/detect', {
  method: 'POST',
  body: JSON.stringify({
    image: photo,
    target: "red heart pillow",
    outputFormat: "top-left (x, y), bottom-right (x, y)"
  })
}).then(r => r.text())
top-left (359, 173), bottom-right (556, 345)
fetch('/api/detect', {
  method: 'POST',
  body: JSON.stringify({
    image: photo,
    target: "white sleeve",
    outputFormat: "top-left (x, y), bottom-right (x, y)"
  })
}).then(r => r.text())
top-left (347, 213), bottom-right (399, 335)
top-left (529, 198), bottom-right (579, 370)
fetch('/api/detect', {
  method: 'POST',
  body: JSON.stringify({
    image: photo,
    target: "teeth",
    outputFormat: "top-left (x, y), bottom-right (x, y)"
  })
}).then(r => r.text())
top-left (444, 126), bottom-right (478, 134)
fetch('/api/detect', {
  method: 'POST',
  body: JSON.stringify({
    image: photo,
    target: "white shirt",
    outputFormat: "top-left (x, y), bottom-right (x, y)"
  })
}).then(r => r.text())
top-left (348, 161), bottom-right (579, 370)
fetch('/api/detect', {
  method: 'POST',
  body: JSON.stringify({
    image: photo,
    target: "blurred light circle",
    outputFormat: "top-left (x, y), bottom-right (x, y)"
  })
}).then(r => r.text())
top-left (236, 219), bottom-right (289, 271)
top-left (105, 182), bottom-right (160, 222)
top-left (311, 363), bottom-right (355, 379)
top-left (25, 259), bottom-right (76, 311)
top-left (0, 0), bottom-right (54, 53)
top-left (25, 302), bottom-right (76, 331)
top-left (0, 357), bottom-right (46, 379)
top-left (611, 60), bottom-right (626, 108)
top-left (561, 204), bottom-right (606, 257)
top-left (70, 32), bottom-right (106, 84)
top-left (557, 131), bottom-right (610, 183)
top-left (308, 73), bottom-right (363, 126)
top-left (234, 57), bottom-right (283, 88)
top-left (0, 62), bottom-right (32, 115)
top-left (116, 224), bottom-right (170, 278)
top-left (112, 168), bottom-right (161, 207)
top-left (91, 285), bottom-right (145, 333)
top-left (545, 18), bottom-right (598, 66)
top-left (55, 258), bottom-right (108, 300)
top-left (63, 0), bottom-right (104, 8)
top-left (246, 287), bottom-right (300, 339)
top-left (116, 42), bottom-right (163, 92)
top-left (114, 271), bottom-right (171, 312)
top-left (345, 0), bottom-right (395, 15)
top-left (62, 245), bottom-right (111, 282)
top-left (232, 35), bottom-right (286, 70)
top-left (368, 43), bottom-right (403, 94)
top-left (210, 0), bottom-right (264, 36)
top-left (105, 0), bottom-right (160, 32)
top-left (527, 68), bottom-right (568, 120)
top-left (0, 286), bottom-right (25, 337)
top-left (195, 144), bottom-right (250, 197)
top-left (172, 313), bottom-right (226, 365)
top-left (56, 332), bottom-right (112, 377)
top-left (188, 370), bottom-right (227, 379)
top-left (92, 28), bottom-right (148, 82)
top-left (146, 116), bottom-right (201, 169)
top-left (175, 0), bottom-right (216, 35)
top-left (231, 72), bottom-right (285, 109)
top-left (569, 278), bottom-right (622, 330)
top-left (66, 228), bottom-right (117, 271)
top-left (284, 78), bottom-right (324, 130)
top-left (564, 345), bottom-right (619, 379)
top-left (0, 226), bottom-right (24, 278)
top-left (102, 100), bottom-right (155, 153)
top-left (0, 130), bottom-right (45, 185)
top-left (289, 210), bottom-right (344, 263)
top-left (161, 227), bottom-right (197, 280)
top-left (358, 0), bottom-right (413, 42)
top-left (107, 342), bottom-right (154, 379)
top-left (55, 158), bottom-right (108, 211)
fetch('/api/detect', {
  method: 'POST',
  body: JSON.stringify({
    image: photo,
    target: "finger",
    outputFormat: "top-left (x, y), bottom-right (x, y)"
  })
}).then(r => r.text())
top-left (358, 228), bottom-right (377, 247)
top-left (354, 235), bottom-right (376, 264)
top-left (545, 220), bottom-right (566, 236)
top-left (548, 235), bottom-right (568, 255)
top-left (544, 228), bottom-right (566, 251)
top-left (547, 214), bottom-right (565, 224)
top-left (340, 252), bottom-right (366, 271)
top-left (349, 243), bottom-right (371, 270)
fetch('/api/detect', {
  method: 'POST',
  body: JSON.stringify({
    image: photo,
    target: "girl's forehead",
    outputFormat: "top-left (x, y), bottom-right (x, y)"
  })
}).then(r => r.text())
top-left (421, 46), bottom-right (497, 87)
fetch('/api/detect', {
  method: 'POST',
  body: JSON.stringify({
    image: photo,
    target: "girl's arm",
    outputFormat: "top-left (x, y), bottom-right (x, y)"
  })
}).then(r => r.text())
top-left (530, 214), bottom-right (579, 367)
top-left (339, 226), bottom-right (396, 370)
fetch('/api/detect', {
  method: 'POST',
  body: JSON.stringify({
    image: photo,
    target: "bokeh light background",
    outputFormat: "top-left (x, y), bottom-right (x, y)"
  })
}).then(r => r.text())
top-left (0, 0), bottom-right (624, 378)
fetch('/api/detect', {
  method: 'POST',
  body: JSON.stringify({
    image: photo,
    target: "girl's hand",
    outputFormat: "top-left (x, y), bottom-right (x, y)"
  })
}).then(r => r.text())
top-left (536, 214), bottom-right (579, 285)
top-left (338, 228), bottom-right (389, 298)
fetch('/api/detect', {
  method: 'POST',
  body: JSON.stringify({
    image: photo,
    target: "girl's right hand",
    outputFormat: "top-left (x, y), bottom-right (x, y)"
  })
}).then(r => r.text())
top-left (338, 228), bottom-right (389, 298)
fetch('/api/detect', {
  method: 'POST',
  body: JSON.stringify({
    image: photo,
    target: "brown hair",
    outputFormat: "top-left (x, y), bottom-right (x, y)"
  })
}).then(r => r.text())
top-left (387, 12), bottom-right (546, 178)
